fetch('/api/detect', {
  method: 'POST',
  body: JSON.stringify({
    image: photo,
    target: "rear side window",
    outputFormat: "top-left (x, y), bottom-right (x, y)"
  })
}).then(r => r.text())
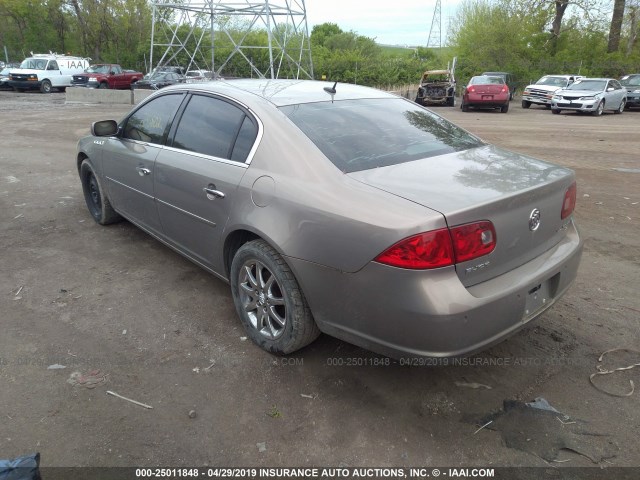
top-left (172, 95), bottom-right (256, 161)
top-left (122, 94), bottom-right (183, 144)
top-left (280, 99), bottom-right (483, 173)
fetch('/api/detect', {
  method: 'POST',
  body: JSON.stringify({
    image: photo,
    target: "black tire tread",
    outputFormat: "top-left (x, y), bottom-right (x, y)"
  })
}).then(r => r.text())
top-left (231, 239), bottom-right (320, 355)
top-left (80, 159), bottom-right (122, 225)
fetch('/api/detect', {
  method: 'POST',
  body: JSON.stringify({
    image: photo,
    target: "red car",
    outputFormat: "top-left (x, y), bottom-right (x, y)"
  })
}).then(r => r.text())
top-left (461, 75), bottom-right (510, 113)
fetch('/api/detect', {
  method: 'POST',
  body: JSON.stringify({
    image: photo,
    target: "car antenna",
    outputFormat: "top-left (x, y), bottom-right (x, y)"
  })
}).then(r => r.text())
top-left (323, 81), bottom-right (338, 95)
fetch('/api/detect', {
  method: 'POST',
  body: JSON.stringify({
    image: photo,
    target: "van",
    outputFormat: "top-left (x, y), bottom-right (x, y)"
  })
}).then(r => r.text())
top-left (8, 53), bottom-right (91, 93)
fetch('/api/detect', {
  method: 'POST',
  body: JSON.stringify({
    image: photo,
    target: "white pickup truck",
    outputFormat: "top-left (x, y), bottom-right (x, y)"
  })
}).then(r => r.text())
top-left (521, 75), bottom-right (583, 109)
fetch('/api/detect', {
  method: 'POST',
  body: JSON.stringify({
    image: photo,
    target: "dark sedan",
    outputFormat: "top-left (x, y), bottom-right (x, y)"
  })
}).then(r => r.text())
top-left (620, 74), bottom-right (640, 109)
top-left (461, 75), bottom-right (510, 113)
top-left (77, 80), bottom-right (582, 358)
top-left (132, 71), bottom-right (185, 90)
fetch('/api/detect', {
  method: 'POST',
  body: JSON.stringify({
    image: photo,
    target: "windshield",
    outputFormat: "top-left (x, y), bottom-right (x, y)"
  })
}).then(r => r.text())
top-left (620, 75), bottom-right (640, 87)
top-left (536, 76), bottom-right (568, 87)
top-left (86, 65), bottom-right (110, 74)
top-left (567, 80), bottom-right (606, 91)
top-left (19, 58), bottom-right (48, 70)
top-left (280, 99), bottom-right (484, 173)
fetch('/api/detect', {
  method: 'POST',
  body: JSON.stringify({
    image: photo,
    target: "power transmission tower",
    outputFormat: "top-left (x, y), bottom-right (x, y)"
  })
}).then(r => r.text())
top-left (427, 0), bottom-right (442, 49)
top-left (149, 0), bottom-right (314, 79)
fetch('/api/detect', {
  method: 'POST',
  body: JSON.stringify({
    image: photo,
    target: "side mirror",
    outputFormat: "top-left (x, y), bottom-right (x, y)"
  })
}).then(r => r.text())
top-left (109, 71), bottom-right (115, 75)
top-left (91, 120), bottom-right (118, 137)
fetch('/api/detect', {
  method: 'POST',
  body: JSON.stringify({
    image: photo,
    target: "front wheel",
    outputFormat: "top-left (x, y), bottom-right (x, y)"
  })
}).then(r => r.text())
top-left (230, 240), bottom-right (320, 355)
top-left (592, 100), bottom-right (604, 116)
top-left (40, 79), bottom-right (52, 94)
top-left (80, 159), bottom-right (122, 225)
top-left (521, 100), bottom-right (531, 109)
top-left (551, 108), bottom-right (560, 114)
top-left (98, 82), bottom-right (109, 89)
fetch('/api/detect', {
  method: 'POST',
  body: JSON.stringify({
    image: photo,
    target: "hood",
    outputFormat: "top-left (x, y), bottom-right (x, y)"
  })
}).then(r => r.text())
top-left (525, 84), bottom-right (561, 92)
top-left (555, 89), bottom-right (602, 97)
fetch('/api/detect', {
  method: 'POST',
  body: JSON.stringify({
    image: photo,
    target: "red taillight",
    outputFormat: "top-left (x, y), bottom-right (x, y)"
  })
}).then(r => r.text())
top-left (561, 182), bottom-right (577, 219)
top-left (467, 86), bottom-right (475, 93)
top-left (374, 229), bottom-right (454, 269)
top-left (501, 86), bottom-right (508, 93)
top-left (450, 221), bottom-right (496, 263)
top-left (375, 221), bottom-right (497, 270)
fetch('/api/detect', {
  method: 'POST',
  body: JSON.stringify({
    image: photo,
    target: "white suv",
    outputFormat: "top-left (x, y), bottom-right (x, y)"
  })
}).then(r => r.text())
top-left (521, 75), bottom-right (582, 109)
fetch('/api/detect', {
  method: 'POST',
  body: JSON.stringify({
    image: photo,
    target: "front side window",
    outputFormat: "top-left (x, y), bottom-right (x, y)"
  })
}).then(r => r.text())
top-left (172, 95), bottom-right (256, 161)
top-left (122, 94), bottom-right (183, 144)
top-left (281, 99), bottom-right (484, 173)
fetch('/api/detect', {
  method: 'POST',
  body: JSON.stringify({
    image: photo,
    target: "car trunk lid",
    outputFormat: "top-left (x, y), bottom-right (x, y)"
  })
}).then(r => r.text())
top-left (348, 145), bottom-right (576, 286)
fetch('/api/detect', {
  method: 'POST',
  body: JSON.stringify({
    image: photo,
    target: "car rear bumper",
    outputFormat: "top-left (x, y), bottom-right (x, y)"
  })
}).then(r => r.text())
top-left (288, 219), bottom-right (583, 359)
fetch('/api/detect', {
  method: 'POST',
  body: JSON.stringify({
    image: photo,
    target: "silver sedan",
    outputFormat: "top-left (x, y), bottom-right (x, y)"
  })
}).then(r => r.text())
top-left (551, 78), bottom-right (627, 115)
top-left (77, 80), bottom-right (583, 358)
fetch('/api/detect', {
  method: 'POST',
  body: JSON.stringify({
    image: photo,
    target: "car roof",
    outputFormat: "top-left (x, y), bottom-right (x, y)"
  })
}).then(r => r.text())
top-left (159, 79), bottom-right (395, 107)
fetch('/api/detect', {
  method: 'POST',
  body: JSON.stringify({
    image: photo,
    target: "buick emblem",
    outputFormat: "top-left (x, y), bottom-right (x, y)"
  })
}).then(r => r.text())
top-left (529, 208), bottom-right (541, 231)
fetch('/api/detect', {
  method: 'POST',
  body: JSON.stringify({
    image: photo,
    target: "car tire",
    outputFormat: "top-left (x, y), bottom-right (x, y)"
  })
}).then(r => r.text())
top-left (98, 82), bottom-right (109, 89)
top-left (592, 100), bottom-right (604, 116)
top-left (614, 99), bottom-right (625, 114)
top-left (40, 79), bottom-right (52, 94)
top-left (80, 159), bottom-right (122, 225)
top-left (447, 96), bottom-right (455, 107)
top-left (521, 100), bottom-right (531, 109)
top-left (230, 239), bottom-right (320, 355)
top-left (461, 103), bottom-right (469, 112)
top-left (551, 108), bottom-right (560, 114)
top-left (500, 103), bottom-right (509, 113)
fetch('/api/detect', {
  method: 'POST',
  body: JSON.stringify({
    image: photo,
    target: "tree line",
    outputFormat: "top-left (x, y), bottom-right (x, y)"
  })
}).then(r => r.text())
top-left (1, 0), bottom-right (638, 88)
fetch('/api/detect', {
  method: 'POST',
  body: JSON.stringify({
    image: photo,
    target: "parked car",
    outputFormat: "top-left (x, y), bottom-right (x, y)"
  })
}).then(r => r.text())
top-left (77, 80), bottom-right (582, 358)
top-left (461, 75), bottom-right (510, 112)
top-left (132, 71), bottom-right (185, 90)
top-left (415, 58), bottom-right (457, 107)
top-left (0, 67), bottom-right (13, 90)
top-left (185, 70), bottom-right (211, 82)
top-left (482, 71), bottom-right (516, 99)
top-left (521, 75), bottom-right (583, 109)
top-left (619, 74), bottom-right (640, 109)
top-left (551, 78), bottom-right (627, 115)
top-left (71, 64), bottom-right (143, 89)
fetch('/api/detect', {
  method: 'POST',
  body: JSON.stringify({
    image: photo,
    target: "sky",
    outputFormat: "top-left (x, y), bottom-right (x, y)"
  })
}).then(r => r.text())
top-left (304, 0), bottom-right (459, 47)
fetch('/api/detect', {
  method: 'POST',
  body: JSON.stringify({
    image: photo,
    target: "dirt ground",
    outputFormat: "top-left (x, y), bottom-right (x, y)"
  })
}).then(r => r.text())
top-left (1, 90), bottom-right (639, 470)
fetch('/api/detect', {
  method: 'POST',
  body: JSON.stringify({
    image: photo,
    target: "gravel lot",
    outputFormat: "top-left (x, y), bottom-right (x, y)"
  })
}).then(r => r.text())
top-left (1, 90), bottom-right (639, 470)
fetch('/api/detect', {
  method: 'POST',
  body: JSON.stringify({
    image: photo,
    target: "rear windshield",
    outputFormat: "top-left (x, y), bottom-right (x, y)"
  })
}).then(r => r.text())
top-left (280, 99), bottom-right (483, 173)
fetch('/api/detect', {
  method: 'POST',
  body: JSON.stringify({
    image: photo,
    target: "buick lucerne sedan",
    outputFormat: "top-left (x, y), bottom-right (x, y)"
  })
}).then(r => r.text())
top-left (77, 80), bottom-right (583, 358)
top-left (551, 78), bottom-right (627, 115)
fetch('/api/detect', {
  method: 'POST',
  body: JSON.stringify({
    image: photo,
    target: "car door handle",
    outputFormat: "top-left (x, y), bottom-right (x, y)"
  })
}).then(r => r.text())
top-left (203, 185), bottom-right (225, 200)
top-left (136, 166), bottom-right (151, 176)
